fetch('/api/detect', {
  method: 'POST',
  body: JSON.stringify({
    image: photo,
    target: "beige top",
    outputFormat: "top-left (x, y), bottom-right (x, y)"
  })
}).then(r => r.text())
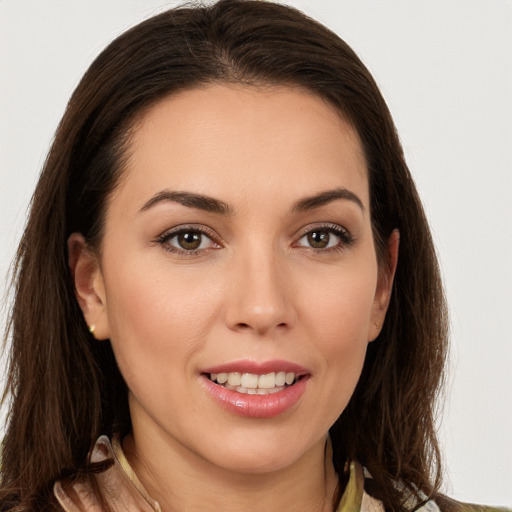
top-left (54, 436), bottom-right (440, 512)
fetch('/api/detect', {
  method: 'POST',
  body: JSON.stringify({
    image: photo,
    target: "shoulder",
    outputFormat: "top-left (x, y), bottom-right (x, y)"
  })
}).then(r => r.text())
top-left (53, 436), bottom-right (156, 512)
top-left (354, 463), bottom-right (509, 512)
top-left (434, 494), bottom-right (511, 512)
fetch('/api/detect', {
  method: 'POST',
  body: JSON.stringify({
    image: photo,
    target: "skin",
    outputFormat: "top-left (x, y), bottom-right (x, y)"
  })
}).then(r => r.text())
top-left (70, 84), bottom-right (398, 512)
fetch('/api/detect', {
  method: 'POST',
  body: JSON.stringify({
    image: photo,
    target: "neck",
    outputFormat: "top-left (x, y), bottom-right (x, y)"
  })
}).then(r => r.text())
top-left (123, 426), bottom-right (339, 512)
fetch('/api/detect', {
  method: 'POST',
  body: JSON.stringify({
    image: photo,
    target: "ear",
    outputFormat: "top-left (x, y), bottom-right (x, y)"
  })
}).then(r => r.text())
top-left (369, 229), bottom-right (399, 342)
top-left (68, 233), bottom-right (110, 340)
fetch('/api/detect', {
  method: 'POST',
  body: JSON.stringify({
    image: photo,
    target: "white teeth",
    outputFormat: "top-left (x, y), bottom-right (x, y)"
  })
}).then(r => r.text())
top-left (209, 371), bottom-right (299, 393)
top-left (241, 373), bottom-right (259, 389)
top-left (275, 371), bottom-right (286, 386)
top-left (227, 372), bottom-right (241, 386)
top-left (258, 372), bottom-right (276, 389)
top-left (230, 386), bottom-right (287, 395)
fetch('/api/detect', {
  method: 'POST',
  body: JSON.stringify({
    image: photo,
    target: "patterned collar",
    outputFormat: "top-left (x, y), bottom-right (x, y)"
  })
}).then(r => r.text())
top-left (54, 435), bottom-right (440, 512)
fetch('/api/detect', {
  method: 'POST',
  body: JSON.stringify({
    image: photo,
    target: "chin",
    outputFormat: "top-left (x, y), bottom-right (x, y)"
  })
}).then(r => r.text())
top-left (213, 450), bottom-right (298, 475)
top-left (197, 430), bottom-right (318, 475)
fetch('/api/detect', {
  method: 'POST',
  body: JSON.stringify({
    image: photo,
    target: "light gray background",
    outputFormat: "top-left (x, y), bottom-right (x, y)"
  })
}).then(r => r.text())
top-left (1, 0), bottom-right (511, 506)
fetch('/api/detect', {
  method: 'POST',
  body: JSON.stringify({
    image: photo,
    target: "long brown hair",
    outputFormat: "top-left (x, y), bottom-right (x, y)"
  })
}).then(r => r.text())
top-left (1, 1), bottom-right (448, 510)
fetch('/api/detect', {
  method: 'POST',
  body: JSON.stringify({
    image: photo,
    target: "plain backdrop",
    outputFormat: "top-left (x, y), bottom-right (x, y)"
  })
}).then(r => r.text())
top-left (1, 0), bottom-right (511, 507)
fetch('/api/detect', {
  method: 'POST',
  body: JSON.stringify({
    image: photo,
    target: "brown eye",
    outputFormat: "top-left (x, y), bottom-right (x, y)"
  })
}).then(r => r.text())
top-left (177, 231), bottom-right (203, 250)
top-left (307, 230), bottom-right (331, 249)
top-left (161, 229), bottom-right (217, 253)
top-left (296, 225), bottom-right (351, 251)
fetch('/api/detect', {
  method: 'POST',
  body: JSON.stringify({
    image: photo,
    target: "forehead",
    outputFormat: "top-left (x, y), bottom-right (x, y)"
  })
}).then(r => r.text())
top-left (115, 84), bottom-right (369, 212)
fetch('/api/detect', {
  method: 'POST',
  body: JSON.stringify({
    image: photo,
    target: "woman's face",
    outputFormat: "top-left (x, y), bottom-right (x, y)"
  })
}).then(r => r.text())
top-left (74, 84), bottom-right (396, 474)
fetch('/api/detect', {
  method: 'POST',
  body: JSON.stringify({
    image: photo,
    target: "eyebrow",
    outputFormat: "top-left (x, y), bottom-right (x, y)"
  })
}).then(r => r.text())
top-left (139, 190), bottom-right (232, 215)
top-left (292, 187), bottom-right (365, 213)
top-left (139, 187), bottom-right (364, 216)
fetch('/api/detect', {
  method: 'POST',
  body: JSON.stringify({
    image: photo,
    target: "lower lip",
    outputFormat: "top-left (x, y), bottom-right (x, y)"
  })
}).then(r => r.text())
top-left (201, 375), bottom-right (309, 418)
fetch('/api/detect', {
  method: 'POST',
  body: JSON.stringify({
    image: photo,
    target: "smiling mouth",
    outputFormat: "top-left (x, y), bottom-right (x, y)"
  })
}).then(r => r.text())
top-left (207, 371), bottom-right (302, 395)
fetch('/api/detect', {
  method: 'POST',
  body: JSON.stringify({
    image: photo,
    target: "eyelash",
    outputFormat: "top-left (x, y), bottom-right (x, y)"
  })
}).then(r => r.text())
top-left (155, 225), bottom-right (221, 256)
top-left (293, 223), bottom-right (354, 254)
top-left (155, 223), bottom-right (353, 256)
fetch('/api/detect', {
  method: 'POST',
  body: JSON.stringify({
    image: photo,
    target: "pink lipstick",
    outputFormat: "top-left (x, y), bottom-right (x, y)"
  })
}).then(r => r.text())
top-left (200, 360), bottom-right (310, 418)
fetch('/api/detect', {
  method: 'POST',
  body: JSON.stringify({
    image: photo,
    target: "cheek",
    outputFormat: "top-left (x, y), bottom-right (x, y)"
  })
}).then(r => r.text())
top-left (316, 289), bottom-right (371, 385)
top-left (300, 263), bottom-right (377, 409)
top-left (303, 263), bottom-right (378, 345)
top-left (101, 261), bottom-right (222, 388)
top-left (105, 256), bottom-right (218, 332)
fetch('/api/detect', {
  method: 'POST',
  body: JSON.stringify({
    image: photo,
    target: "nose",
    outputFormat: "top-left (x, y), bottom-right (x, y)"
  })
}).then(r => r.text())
top-left (224, 245), bottom-right (295, 336)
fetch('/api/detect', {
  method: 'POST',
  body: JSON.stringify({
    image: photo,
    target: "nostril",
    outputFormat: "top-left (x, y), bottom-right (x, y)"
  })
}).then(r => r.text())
top-left (233, 321), bottom-right (287, 333)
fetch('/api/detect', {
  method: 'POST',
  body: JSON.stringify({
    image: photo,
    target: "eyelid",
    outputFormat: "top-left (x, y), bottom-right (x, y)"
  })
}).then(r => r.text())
top-left (154, 222), bottom-right (353, 255)
top-left (155, 224), bottom-right (223, 254)
top-left (295, 222), bottom-right (349, 237)
top-left (292, 222), bottom-right (354, 250)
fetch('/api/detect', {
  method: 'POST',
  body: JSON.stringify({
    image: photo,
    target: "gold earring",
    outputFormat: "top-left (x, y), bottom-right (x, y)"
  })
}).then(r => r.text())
top-left (374, 322), bottom-right (381, 329)
top-left (88, 324), bottom-right (96, 335)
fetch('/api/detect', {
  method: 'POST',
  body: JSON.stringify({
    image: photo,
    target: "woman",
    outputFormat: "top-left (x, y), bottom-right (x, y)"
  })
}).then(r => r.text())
top-left (0, 1), bottom-right (506, 511)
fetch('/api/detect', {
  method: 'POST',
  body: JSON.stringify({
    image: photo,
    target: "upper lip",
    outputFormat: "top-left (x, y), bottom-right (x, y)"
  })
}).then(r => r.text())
top-left (202, 359), bottom-right (309, 376)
